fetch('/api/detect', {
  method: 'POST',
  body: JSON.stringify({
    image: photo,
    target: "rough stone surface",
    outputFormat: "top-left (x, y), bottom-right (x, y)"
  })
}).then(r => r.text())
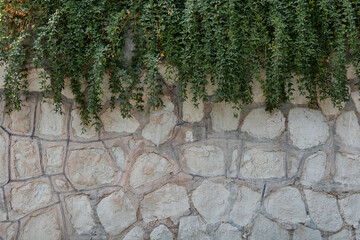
top-left (288, 108), bottom-right (329, 149)
top-left (334, 152), bottom-right (360, 185)
top-left (347, 63), bottom-right (357, 79)
top-left (38, 99), bottom-right (66, 136)
top-left (241, 108), bottom-right (285, 139)
top-left (318, 98), bottom-right (344, 116)
top-left (181, 145), bottom-right (225, 177)
top-left (289, 78), bottom-right (309, 105)
top-left (182, 92), bottom-right (204, 123)
top-left (339, 194), bottom-right (360, 227)
top-left (9, 104), bottom-right (31, 133)
top-left (71, 109), bottom-right (97, 139)
top-left (336, 111), bottom-right (360, 149)
top-left (150, 225), bottom-right (174, 240)
top-left (123, 226), bottom-right (145, 240)
top-left (100, 107), bottom-right (140, 133)
top-left (304, 190), bottom-right (343, 232)
top-left (329, 229), bottom-right (353, 240)
top-left (0, 222), bottom-right (18, 240)
top-left (191, 181), bottom-right (230, 223)
top-left (66, 148), bottom-right (117, 189)
top-left (44, 146), bottom-right (64, 174)
top-left (239, 147), bottom-right (286, 179)
top-left (351, 91), bottom-right (360, 113)
top-left (111, 147), bottom-right (126, 170)
top-left (293, 225), bottom-right (322, 240)
top-left (19, 210), bottom-right (61, 240)
top-left (0, 133), bottom-right (8, 186)
top-left (142, 108), bottom-right (177, 145)
top-left (64, 195), bottom-right (96, 235)
top-left (97, 190), bottom-right (137, 236)
top-left (0, 191), bottom-right (6, 221)
top-left (300, 151), bottom-right (327, 186)
top-left (264, 186), bottom-right (307, 223)
top-left (140, 184), bottom-right (190, 223)
top-left (210, 102), bottom-right (240, 132)
top-left (214, 223), bottom-right (242, 240)
top-left (230, 186), bottom-right (261, 226)
top-left (178, 216), bottom-right (210, 240)
top-left (249, 215), bottom-right (290, 240)
top-left (130, 153), bottom-right (174, 188)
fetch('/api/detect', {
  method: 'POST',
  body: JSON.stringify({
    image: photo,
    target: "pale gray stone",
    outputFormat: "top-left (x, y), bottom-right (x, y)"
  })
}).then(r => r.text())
top-left (300, 151), bottom-right (327, 186)
top-left (150, 225), bottom-right (174, 240)
top-left (67, 148), bottom-right (117, 189)
top-left (336, 111), bottom-right (360, 148)
top-left (0, 190), bottom-right (6, 221)
top-left (0, 133), bottom-right (8, 186)
top-left (39, 99), bottom-right (66, 136)
top-left (249, 215), bottom-right (290, 240)
top-left (239, 147), bottom-right (285, 179)
top-left (288, 108), bottom-right (329, 149)
top-left (264, 186), bottom-right (307, 224)
top-left (304, 190), bottom-right (343, 232)
top-left (351, 91), bottom-right (360, 113)
top-left (210, 102), bottom-right (240, 132)
top-left (0, 222), bottom-right (18, 240)
top-left (97, 190), bottom-right (137, 236)
top-left (45, 146), bottom-right (64, 174)
top-left (12, 139), bottom-right (41, 179)
top-left (252, 79), bottom-right (265, 104)
top-left (65, 195), bottom-right (95, 235)
top-left (19, 210), bottom-right (61, 240)
top-left (182, 91), bottom-right (204, 123)
top-left (334, 152), bottom-right (360, 185)
top-left (318, 98), bottom-right (344, 116)
top-left (100, 107), bottom-right (140, 133)
top-left (71, 109), bottom-right (96, 139)
top-left (9, 104), bottom-right (31, 133)
top-left (228, 149), bottom-right (239, 178)
top-left (214, 223), bottom-right (242, 240)
top-left (140, 184), bottom-right (190, 223)
top-left (123, 226), bottom-right (145, 240)
top-left (142, 108), bottom-right (177, 145)
top-left (289, 77), bottom-right (309, 105)
top-left (293, 225), bottom-right (322, 240)
top-left (339, 194), bottom-right (360, 227)
top-left (130, 153), bottom-right (174, 188)
top-left (329, 229), bottom-right (353, 240)
top-left (230, 186), bottom-right (261, 226)
top-left (181, 145), bottom-right (225, 177)
top-left (191, 180), bottom-right (230, 223)
top-left (241, 108), bottom-right (285, 139)
top-left (111, 147), bottom-right (126, 169)
top-left (178, 216), bottom-right (210, 240)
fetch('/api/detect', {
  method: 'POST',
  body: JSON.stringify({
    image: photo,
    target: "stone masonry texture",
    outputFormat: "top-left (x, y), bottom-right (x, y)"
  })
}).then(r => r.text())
top-left (0, 66), bottom-right (360, 239)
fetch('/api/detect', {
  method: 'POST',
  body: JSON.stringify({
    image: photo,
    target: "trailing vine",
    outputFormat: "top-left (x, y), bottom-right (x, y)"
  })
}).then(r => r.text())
top-left (0, 0), bottom-right (359, 126)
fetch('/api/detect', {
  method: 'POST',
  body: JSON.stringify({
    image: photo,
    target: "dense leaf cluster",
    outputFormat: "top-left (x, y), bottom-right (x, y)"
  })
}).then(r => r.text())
top-left (0, 0), bottom-right (359, 126)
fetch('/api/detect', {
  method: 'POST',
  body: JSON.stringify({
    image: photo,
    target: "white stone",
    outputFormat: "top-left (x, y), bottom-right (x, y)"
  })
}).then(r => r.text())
top-left (182, 91), bottom-right (204, 123)
top-left (329, 229), bottom-right (353, 240)
top-left (0, 222), bottom-right (18, 240)
top-left (318, 98), bottom-right (343, 116)
top-left (351, 91), bottom-right (360, 113)
top-left (0, 133), bottom-right (8, 186)
top-left (230, 186), bottom-right (261, 226)
top-left (150, 225), bottom-right (174, 240)
top-left (304, 190), bottom-right (343, 232)
top-left (264, 186), bottom-right (307, 223)
top-left (0, 191), bottom-right (6, 221)
top-left (67, 148), bottom-right (117, 189)
top-left (239, 147), bottom-right (285, 179)
top-left (293, 225), bottom-right (322, 240)
top-left (27, 68), bottom-right (49, 92)
top-left (191, 181), bottom-right (230, 223)
top-left (249, 215), bottom-right (290, 240)
top-left (334, 152), bottom-right (360, 185)
top-left (39, 99), bottom-right (66, 136)
top-left (45, 146), bottom-right (64, 174)
top-left (178, 216), bottom-right (210, 240)
top-left (123, 226), bottom-right (145, 240)
top-left (12, 139), bottom-right (41, 179)
top-left (228, 149), bottom-right (239, 178)
top-left (300, 151), bottom-right (327, 186)
top-left (140, 184), bottom-right (190, 223)
top-left (288, 108), bottom-right (329, 149)
top-left (9, 181), bottom-right (54, 216)
top-left (64, 195), bottom-right (96, 235)
top-left (289, 77), bottom-right (309, 105)
top-left (336, 111), bottom-right (360, 149)
top-left (9, 104), bottom-right (31, 133)
top-left (112, 147), bottom-right (126, 169)
top-left (251, 79), bottom-right (265, 104)
top-left (241, 108), bottom-right (285, 139)
top-left (97, 190), bottom-right (137, 236)
top-left (339, 194), bottom-right (360, 226)
top-left (100, 107), bottom-right (140, 133)
top-left (71, 109), bottom-right (97, 139)
top-left (130, 153), bottom-right (174, 188)
top-left (181, 145), bottom-right (225, 177)
top-left (214, 223), bottom-right (242, 240)
top-left (19, 210), bottom-right (61, 240)
top-left (142, 109), bottom-right (177, 145)
top-left (210, 102), bottom-right (240, 132)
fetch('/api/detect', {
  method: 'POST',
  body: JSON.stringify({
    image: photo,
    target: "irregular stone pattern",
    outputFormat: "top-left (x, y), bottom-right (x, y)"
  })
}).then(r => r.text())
top-left (1, 88), bottom-right (360, 239)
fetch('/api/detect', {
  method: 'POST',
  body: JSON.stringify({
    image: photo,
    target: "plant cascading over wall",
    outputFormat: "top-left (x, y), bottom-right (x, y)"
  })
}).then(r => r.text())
top-left (0, 0), bottom-right (359, 126)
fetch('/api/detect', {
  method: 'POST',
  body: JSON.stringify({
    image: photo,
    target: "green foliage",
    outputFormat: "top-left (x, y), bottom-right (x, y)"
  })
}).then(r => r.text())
top-left (0, 0), bottom-right (359, 125)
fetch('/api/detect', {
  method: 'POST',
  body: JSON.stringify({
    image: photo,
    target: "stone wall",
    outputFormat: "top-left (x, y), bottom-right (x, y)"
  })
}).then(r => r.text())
top-left (0, 65), bottom-right (360, 239)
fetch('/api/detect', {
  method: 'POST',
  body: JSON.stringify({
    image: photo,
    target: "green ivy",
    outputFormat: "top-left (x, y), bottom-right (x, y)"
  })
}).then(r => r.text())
top-left (0, 0), bottom-right (359, 125)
